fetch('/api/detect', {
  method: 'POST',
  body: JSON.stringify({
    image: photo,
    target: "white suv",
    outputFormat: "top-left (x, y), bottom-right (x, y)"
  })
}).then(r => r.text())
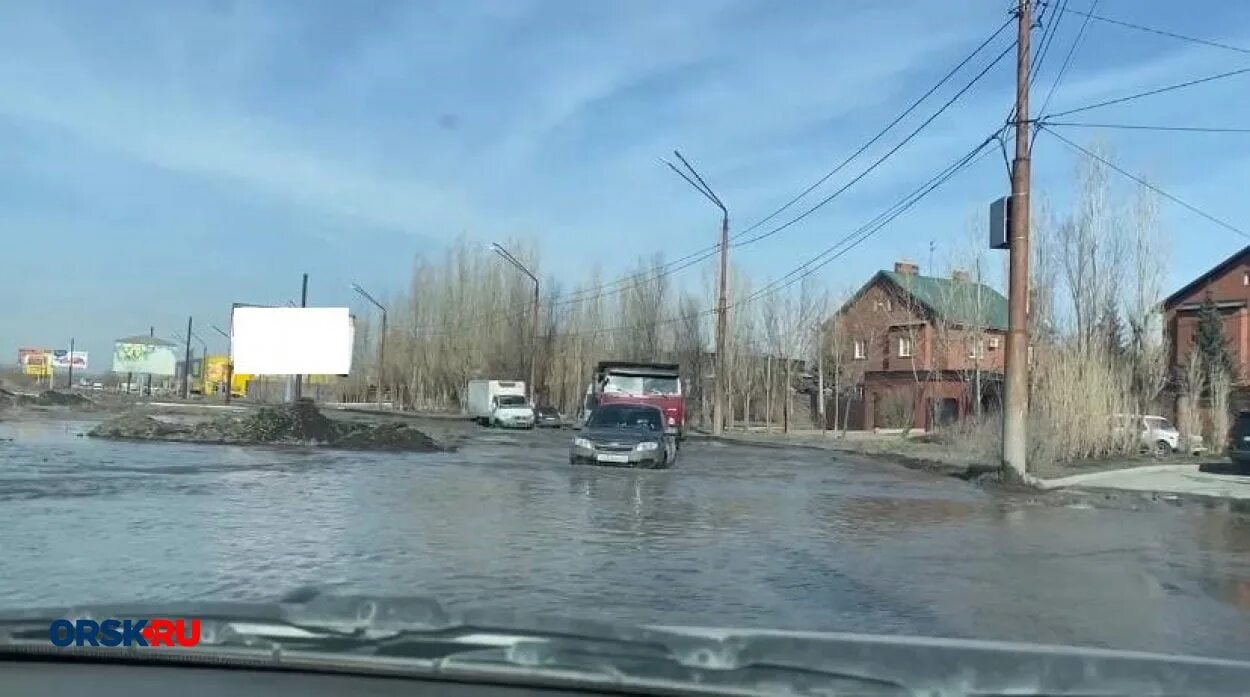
top-left (1112, 414), bottom-right (1202, 457)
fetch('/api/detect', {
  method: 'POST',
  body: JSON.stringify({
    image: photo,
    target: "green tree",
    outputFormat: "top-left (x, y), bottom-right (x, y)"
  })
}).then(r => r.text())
top-left (1195, 295), bottom-right (1236, 383)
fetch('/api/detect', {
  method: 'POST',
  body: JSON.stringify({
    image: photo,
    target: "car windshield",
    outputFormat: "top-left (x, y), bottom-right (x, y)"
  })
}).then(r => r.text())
top-left (587, 405), bottom-right (663, 431)
top-left (7, 0), bottom-right (1250, 688)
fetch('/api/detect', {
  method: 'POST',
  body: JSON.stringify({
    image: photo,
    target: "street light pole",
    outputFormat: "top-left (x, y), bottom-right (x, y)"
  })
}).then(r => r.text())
top-left (211, 324), bottom-right (233, 404)
top-left (351, 283), bottom-right (388, 408)
top-left (490, 244), bottom-right (539, 405)
top-left (663, 150), bottom-right (729, 435)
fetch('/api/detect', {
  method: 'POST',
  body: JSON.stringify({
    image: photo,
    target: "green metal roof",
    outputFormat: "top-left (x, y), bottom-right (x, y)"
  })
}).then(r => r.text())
top-left (882, 271), bottom-right (1008, 331)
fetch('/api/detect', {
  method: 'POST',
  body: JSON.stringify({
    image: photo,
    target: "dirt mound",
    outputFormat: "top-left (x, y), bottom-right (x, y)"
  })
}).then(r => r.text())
top-left (90, 399), bottom-right (444, 452)
top-left (89, 413), bottom-right (182, 439)
top-left (17, 390), bottom-right (95, 408)
top-left (333, 421), bottom-right (441, 451)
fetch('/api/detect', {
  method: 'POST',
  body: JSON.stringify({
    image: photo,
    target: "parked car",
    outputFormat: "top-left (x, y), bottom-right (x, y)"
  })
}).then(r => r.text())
top-left (570, 403), bottom-right (676, 468)
top-left (1111, 413), bottom-right (1202, 457)
top-left (1228, 411), bottom-right (1250, 471)
top-left (535, 406), bottom-right (563, 428)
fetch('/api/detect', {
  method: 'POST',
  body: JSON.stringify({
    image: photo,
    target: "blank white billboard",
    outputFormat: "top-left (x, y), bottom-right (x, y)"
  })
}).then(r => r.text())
top-left (231, 307), bottom-right (354, 375)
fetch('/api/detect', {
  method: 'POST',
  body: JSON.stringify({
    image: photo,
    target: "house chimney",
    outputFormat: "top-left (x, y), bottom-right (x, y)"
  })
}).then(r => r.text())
top-left (952, 269), bottom-right (969, 283)
top-left (894, 260), bottom-right (919, 276)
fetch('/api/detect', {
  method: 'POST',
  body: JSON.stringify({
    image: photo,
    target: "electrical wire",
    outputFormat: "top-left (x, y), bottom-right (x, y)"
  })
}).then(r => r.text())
top-left (540, 132), bottom-right (1004, 341)
top-left (726, 39), bottom-right (1016, 251)
top-left (1042, 120), bottom-right (1250, 134)
top-left (1049, 4), bottom-right (1250, 55)
top-left (1040, 125), bottom-right (1250, 240)
top-left (1044, 65), bottom-right (1250, 119)
top-left (1037, 0), bottom-right (1098, 120)
top-left (406, 30), bottom-right (1018, 337)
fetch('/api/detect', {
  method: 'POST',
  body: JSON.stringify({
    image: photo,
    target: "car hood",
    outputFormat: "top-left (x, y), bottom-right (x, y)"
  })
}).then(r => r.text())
top-left (580, 427), bottom-right (660, 444)
top-left (4, 591), bottom-right (1249, 697)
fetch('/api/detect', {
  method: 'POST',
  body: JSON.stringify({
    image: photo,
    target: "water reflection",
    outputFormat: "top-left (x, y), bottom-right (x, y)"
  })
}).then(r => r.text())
top-left (2, 419), bottom-right (1250, 659)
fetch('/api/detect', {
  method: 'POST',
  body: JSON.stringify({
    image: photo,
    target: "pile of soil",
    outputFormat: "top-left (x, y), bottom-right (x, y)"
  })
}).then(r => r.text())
top-left (89, 399), bottom-right (444, 452)
top-left (16, 390), bottom-right (95, 408)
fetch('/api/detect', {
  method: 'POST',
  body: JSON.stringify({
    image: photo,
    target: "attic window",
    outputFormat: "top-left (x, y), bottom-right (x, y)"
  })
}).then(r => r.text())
top-left (988, 337), bottom-right (1000, 349)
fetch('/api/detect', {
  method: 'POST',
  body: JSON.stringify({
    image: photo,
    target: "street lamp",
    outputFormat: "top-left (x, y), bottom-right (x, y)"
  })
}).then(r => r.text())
top-left (662, 150), bottom-right (729, 435)
top-left (211, 324), bottom-right (234, 403)
top-left (490, 243), bottom-right (539, 405)
top-left (351, 283), bottom-right (388, 407)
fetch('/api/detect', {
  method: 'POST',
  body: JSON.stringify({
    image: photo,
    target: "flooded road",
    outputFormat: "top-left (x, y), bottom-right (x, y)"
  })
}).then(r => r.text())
top-left (3, 417), bottom-right (1250, 659)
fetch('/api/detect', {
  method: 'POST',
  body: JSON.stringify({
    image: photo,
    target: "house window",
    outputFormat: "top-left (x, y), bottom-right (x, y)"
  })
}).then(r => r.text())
top-left (897, 336), bottom-right (913, 358)
top-left (1243, 271), bottom-right (1248, 286)
top-left (854, 385), bottom-right (865, 399)
top-left (988, 336), bottom-right (1000, 350)
top-left (968, 339), bottom-right (985, 359)
top-left (853, 339), bottom-right (867, 360)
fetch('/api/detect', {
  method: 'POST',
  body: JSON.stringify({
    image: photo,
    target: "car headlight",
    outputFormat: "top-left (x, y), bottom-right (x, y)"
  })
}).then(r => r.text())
top-left (635, 441), bottom-right (659, 451)
top-left (574, 438), bottom-right (593, 449)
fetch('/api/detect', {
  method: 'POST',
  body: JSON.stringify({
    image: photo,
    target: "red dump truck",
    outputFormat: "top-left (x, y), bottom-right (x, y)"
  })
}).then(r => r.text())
top-left (582, 362), bottom-right (685, 438)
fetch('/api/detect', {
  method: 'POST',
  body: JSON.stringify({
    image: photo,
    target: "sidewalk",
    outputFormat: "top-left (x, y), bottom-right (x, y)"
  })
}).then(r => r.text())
top-left (1037, 463), bottom-right (1250, 501)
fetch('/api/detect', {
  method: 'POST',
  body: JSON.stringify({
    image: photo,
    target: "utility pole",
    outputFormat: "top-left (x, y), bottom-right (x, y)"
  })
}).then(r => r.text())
top-left (66, 337), bottom-right (75, 389)
top-left (663, 151), bottom-right (729, 435)
top-left (294, 273), bottom-right (308, 402)
top-left (212, 324), bottom-right (233, 404)
top-left (489, 245), bottom-right (539, 405)
top-left (1002, 0), bottom-right (1032, 479)
top-left (351, 283), bottom-right (389, 408)
top-left (816, 321), bottom-right (826, 432)
top-left (181, 316), bottom-right (193, 399)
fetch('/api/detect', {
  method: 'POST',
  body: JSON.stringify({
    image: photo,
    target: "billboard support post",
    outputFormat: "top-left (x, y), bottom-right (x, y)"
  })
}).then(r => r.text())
top-left (66, 338), bottom-right (75, 389)
top-left (293, 273), bottom-right (308, 403)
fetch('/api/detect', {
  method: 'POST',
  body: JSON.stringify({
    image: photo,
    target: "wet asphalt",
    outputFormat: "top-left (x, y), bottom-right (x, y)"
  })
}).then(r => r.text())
top-left (2, 417), bottom-right (1250, 659)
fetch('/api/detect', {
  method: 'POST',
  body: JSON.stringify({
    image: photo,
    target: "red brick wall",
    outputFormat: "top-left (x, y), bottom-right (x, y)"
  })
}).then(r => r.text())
top-left (1165, 260), bottom-right (1250, 381)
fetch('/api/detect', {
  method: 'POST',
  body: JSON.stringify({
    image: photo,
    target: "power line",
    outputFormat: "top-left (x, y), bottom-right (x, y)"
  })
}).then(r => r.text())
top-left (548, 133), bottom-right (1003, 341)
top-left (1030, 0), bottom-right (1067, 87)
top-left (726, 39), bottom-right (1016, 251)
top-left (1044, 65), bottom-right (1250, 119)
top-left (1040, 125), bottom-right (1250, 240)
top-left (424, 15), bottom-right (1017, 322)
top-left (737, 135), bottom-right (1001, 307)
top-left (1049, 4), bottom-right (1250, 56)
top-left (726, 15), bottom-right (1016, 245)
top-left (406, 29), bottom-right (1017, 337)
top-left (1037, 0), bottom-right (1099, 119)
top-left (1042, 120), bottom-right (1250, 134)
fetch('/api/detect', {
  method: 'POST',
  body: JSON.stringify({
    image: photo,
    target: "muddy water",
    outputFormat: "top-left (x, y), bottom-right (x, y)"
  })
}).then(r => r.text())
top-left (2, 417), bottom-right (1250, 659)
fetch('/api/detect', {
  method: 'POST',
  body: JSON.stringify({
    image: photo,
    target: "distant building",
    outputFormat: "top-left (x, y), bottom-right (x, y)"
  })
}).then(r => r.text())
top-left (827, 261), bottom-right (1008, 431)
top-left (1162, 244), bottom-right (1250, 383)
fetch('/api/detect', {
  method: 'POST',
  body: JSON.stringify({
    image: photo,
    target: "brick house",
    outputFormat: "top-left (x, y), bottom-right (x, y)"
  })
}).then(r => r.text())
top-left (828, 261), bottom-right (1008, 431)
top-left (1162, 245), bottom-right (1250, 383)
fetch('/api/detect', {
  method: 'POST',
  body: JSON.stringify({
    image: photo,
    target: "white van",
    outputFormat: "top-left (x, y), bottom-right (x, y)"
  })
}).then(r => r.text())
top-left (467, 380), bottom-right (535, 429)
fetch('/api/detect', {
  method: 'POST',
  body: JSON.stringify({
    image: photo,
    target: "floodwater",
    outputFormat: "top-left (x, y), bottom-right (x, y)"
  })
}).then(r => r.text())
top-left (3, 417), bottom-right (1250, 659)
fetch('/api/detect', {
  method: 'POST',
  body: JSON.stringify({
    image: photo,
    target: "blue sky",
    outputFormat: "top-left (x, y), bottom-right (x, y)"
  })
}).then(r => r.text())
top-left (3, 0), bottom-right (1250, 367)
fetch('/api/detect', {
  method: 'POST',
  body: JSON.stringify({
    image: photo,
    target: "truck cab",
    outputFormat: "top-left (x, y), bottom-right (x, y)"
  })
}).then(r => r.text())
top-left (582, 362), bottom-right (685, 438)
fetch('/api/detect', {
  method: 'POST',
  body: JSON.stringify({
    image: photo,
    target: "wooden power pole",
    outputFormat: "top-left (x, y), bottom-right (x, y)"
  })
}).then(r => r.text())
top-left (1002, 0), bottom-right (1033, 478)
